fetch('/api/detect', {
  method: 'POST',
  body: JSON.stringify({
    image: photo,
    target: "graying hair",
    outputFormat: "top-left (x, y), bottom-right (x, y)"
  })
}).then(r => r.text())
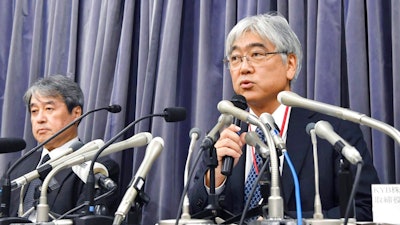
top-left (23, 75), bottom-right (84, 113)
top-left (225, 13), bottom-right (303, 81)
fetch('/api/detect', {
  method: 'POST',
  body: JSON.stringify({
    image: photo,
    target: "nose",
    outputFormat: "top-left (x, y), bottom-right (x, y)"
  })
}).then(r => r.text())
top-left (239, 56), bottom-right (254, 74)
top-left (33, 110), bottom-right (47, 124)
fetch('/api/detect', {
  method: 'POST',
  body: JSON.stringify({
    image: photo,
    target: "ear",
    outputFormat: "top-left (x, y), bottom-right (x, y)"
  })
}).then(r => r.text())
top-left (286, 53), bottom-right (297, 81)
top-left (72, 106), bottom-right (82, 119)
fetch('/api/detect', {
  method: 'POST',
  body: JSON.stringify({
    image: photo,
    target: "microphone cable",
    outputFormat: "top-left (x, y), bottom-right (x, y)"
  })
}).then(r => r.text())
top-left (56, 185), bottom-right (118, 220)
top-left (174, 115), bottom-right (234, 225)
top-left (283, 150), bottom-right (302, 225)
top-left (174, 141), bottom-right (207, 225)
top-left (343, 161), bottom-right (363, 225)
top-left (85, 107), bottom-right (186, 215)
top-left (238, 156), bottom-right (269, 225)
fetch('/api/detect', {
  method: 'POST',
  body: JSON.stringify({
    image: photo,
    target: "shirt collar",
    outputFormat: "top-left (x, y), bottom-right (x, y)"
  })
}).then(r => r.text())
top-left (249, 104), bottom-right (291, 138)
top-left (41, 137), bottom-right (80, 161)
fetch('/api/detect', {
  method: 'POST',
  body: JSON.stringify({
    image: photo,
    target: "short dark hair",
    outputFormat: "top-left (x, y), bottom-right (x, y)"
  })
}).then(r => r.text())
top-left (23, 74), bottom-right (84, 113)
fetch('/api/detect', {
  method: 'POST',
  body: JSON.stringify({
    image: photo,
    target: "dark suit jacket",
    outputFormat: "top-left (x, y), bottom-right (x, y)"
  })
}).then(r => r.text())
top-left (188, 107), bottom-right (380, 221)
top-left (8, 141), bottom-right (120, 218)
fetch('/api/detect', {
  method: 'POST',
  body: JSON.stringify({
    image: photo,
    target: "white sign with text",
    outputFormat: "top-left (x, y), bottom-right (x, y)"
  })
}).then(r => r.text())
top-left (372, 184), bottom-right (400, 224)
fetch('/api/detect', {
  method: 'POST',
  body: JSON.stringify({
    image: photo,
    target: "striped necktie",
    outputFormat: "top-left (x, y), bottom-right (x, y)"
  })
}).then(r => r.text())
top-left (23, 154), bottom-right (51, 213)
top-left (244, 127), bottom-right (265, 209)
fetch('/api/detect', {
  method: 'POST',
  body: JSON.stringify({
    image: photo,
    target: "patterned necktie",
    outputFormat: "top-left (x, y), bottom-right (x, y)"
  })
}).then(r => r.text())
top-left (244, 127), bottom-right (264, 209)
top-left (23, 154), bottom-right (51, 212)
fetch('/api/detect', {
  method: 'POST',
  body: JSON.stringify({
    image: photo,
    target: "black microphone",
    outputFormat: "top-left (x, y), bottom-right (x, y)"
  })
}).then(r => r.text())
top-left (0, 138), bottom-right (26, 154)
top-left (107, 105), bottom-right (122, 113)
top-left (0, 104), bottom-right (121, 218)
top-left (221, 95), bottom-right (247, 176)
top-left (163, 107), bottom-right (187, 122)
top-left (83, 107), bottom-right (187, 217)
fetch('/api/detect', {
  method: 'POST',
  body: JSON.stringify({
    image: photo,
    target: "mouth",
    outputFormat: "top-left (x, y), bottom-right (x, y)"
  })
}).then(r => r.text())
top-left (239, 79), bottom-right (254, 89)
top-left (36, 128), bottom-right (50, 135)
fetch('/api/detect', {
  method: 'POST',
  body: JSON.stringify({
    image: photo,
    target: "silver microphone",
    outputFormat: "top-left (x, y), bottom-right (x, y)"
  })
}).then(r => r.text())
top-left (181, 128), bottom-right (201, 219)
top-left (71, 161), bottom-right (117, 190)
top-left (217, 100), bottom-right (264, 128)
top-left (204, 114), bottom-right (233, 143)
top-left (277, 91), bottom-right (365, 122)
top-left (314, 120), bottom-right (363, 164)
top-left (218, 99), bottom-right (283, 219)
top-left (277, 91), bottom-right (400, 145)
top-left (35, 133), bottom-right (152, 222)
top-left (259, 113), bottom-right (286, 151)
top-left (113, 137), bottom-right (164, 225)
top-left (245, 131), bottom-right (270, 158)
top-left (12, 139), bottom-right (105, 190)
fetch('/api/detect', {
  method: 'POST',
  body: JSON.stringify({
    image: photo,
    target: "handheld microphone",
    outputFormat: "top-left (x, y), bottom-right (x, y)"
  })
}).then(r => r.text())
top-left (113, 137), bottom-right (164, 225)
top-left (0, 105), bottom-right (121, 217)
top-left (0, 138), bottom-right (26, 154)
top-left (222, 95), bottom-right (247, 176)
top-left (277, 91), bottom-right (400, 145)
top-left (314, 120), bottom-right (363, 164)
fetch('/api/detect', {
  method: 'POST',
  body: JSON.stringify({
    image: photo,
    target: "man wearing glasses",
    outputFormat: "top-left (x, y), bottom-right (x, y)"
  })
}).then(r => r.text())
top-left (188, 13), bottom-right (379, 223)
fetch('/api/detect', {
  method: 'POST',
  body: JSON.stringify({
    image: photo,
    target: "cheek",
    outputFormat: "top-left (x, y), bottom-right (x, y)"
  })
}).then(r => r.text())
top-left (230, 71), bottom-right (240, 87)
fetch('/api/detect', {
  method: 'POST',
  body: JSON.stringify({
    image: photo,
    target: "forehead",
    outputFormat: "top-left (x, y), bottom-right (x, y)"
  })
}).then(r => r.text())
top-left (231, 32), bottom-right (274, 52)
top-left (30, 93), bottom-right (64, 106)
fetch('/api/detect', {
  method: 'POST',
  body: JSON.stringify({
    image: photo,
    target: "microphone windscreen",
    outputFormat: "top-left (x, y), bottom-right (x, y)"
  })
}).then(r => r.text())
top-left (107, 105), bottom-right (122, 113)
top-left (163, 107), bottom-right (187, 122)
top-left (189, 127), bottom-right (201, 139)
top-left (0, 138), bottom-right (26, 153)
top-left (231, 94), bottom-right (247, 110)
top-left (306, 122), bottom-right (316, 135)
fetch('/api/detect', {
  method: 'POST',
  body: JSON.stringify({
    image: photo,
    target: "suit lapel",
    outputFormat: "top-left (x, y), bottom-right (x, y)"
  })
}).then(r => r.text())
top-left (46, 168), bottom-right (73, 208)
top-left (281, 108), bottom-right (316, 205)
top-left (46, 140), bottom-right (84, 208)
top-left (21, 152), bottom-right (42, 198)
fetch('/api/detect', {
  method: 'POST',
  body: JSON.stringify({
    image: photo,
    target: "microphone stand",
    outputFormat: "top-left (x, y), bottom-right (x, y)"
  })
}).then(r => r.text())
top-left (338, 158), bottom-right (354, 218)
top-left (0, 105), bottom-right (120, 225)
top-left (190, 137), bottom-right (234, 223)
top-left (157, 128), bottom-right (213, 225)
top-left (81, 108), bottom-right (186, 225)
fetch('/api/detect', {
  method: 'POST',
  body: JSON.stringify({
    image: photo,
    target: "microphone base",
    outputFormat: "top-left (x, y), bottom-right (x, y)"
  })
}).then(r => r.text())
top-left (0, 217), bottom-right (32, 225)
top-left (73, 215), bottom-right (113, 225)
top-left (156, 218), bottom-right (214, 225)
top-left (249, 218), bottom-right (299, 225)
top-left (305, 218), bottom-right (356, 225)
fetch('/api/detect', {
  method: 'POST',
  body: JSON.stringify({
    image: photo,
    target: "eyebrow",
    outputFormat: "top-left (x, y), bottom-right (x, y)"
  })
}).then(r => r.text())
top-left (30, 100), bottom-right (56, 108)
top-left (231, 42), bottom-right (267, 52)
